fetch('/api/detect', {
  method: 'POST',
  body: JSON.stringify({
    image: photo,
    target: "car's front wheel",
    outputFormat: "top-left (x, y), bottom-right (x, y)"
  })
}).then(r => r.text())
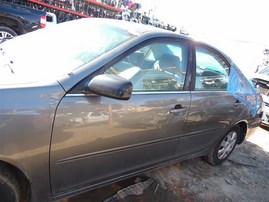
top-left (0, 167), bottom-right (21, 202)
top-left (206, 125), bottom-right (240, 165)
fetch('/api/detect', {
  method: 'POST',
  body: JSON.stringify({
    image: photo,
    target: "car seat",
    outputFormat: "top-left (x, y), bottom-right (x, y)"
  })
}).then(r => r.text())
top-left (129, 52), bottom-right (145, 67)
top-left (155, 54), bottom-right (181, 75)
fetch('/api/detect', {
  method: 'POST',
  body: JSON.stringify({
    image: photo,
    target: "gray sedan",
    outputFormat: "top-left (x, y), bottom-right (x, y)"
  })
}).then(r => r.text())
top-left (0, 18), bottom-right (263, 202)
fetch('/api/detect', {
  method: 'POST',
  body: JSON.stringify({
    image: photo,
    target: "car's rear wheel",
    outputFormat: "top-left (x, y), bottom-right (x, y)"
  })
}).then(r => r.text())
top-left (0, 167), bottom-right (21, 202)
top-left (206, 125), bottom-right (240, 165)
top-left (0, 26), bottom-right (17, 43)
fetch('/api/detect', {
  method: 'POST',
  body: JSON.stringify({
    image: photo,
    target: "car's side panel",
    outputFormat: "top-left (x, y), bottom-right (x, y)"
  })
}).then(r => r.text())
top-left (0, 84), bottom-right (65, 202)
top-left (50, 92), bottom-right (190, 195)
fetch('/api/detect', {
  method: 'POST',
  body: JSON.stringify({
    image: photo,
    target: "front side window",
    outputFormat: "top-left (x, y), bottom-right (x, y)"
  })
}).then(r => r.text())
top-left (195, 46), bottom-right (229, 91)
top-left (105, 41), bottom-right (188, 91)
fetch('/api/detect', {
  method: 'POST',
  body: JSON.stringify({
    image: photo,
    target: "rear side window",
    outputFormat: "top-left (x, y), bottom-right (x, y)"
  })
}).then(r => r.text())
top-left (195, 46), bottom-right (229, 91)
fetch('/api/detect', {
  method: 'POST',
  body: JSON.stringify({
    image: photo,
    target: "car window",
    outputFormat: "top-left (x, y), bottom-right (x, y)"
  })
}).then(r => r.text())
top-left (0, 19), bottom-right (134, 83)
top-left (104, 41), bottom-right (188, 91)
top-left (258, 66), bottom-right (269, 75)
top-left (195, 46), bottom-right (229, 91)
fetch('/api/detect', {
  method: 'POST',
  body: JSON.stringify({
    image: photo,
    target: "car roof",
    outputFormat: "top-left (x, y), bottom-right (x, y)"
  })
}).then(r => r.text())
top-left (73, 18), bottom-right (190, 39)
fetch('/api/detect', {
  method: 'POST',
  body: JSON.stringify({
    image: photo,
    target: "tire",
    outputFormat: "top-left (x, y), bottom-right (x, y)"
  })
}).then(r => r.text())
top-left (0, 26), bottom-right (17, 42)
top-left (206, 125), bottom-right (240, 165)
top-left (0, 167), bottom-right (21, 202)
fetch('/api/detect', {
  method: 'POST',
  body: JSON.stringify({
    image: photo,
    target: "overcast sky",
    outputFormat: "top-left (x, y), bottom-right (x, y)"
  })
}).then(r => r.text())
top-left (136, 0), bottom-right (269, 76)
top-left (137, 0), bottom-right (269, 44)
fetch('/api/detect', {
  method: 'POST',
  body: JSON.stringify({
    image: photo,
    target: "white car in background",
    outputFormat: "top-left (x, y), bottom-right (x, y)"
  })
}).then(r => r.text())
top-left (252, 66), bottom-right (269, 124)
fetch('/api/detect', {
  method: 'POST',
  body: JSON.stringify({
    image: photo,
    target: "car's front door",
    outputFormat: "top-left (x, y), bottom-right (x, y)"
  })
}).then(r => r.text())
top-left (50, 39), bottom-right (191, 195)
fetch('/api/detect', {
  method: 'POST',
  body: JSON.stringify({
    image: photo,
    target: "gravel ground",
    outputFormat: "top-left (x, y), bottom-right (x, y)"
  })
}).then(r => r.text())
top-left (62, 126), bottom-right (269, 202)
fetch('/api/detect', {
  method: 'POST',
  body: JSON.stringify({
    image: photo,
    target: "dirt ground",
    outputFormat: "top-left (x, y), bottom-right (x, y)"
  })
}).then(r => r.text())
top-left (62, 125), bottom-right (269, 202)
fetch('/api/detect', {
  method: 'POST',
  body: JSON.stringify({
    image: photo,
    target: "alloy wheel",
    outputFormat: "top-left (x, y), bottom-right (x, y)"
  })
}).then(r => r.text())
top-left (217, 131), bottom-right (237, 159)
top-left (0, 31), bottom-right (13, 42)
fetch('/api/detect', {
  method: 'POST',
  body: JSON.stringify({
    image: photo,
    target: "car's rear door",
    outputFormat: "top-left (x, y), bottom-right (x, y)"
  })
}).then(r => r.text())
top-left (50, 39), bottom-right (191, 195)
top-left (175, 45), bottom-right (245, 157)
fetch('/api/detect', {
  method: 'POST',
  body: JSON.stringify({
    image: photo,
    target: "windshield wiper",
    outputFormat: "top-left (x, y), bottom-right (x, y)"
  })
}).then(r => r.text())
top-left (0, 47), bottom-right (15, 74)
top-left (0, 47), bottom-right (5, 56)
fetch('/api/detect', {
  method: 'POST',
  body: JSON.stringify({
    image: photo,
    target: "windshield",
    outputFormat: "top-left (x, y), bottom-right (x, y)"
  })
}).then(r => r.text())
top-left (0, 19), bottom-right (134, 83)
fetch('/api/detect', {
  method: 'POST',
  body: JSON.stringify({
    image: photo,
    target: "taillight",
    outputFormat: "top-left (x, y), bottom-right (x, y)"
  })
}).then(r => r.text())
top-left (40, 15), bottom-right (46, 28)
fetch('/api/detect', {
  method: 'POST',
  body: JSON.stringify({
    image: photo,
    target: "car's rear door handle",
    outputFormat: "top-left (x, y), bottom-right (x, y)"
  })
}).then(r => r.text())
top-left (233, 100), bottom-right (244, 107)
top-left (169, 104), bottom-right (187, 115)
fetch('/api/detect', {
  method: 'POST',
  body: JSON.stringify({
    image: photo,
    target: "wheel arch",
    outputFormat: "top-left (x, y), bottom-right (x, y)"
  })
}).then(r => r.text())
top-left (0, 16), bottom-right (23, 35)
top-left (0, 160), bottom-right (31, 201)
top-left (236, 121), bottom-right (248, 144)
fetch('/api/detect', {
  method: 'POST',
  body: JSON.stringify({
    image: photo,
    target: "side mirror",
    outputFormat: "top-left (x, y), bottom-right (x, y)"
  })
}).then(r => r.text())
top-left (88, 74), bottom-right (133, 100)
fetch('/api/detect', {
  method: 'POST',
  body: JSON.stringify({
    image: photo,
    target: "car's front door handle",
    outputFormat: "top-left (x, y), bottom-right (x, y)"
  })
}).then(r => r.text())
top-left (169, 104), bottom-right (187, 115)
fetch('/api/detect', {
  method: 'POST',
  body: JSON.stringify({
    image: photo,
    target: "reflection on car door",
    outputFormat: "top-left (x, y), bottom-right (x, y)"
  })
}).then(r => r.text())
top-left (50, 40), bottom-right (191, 195)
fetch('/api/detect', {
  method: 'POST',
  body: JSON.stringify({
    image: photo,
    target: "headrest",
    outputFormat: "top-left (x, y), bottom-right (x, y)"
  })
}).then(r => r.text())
top-left (129, 52), bottom-right (145, 67)
top-left (159, 54), bottom-right (180, 69)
